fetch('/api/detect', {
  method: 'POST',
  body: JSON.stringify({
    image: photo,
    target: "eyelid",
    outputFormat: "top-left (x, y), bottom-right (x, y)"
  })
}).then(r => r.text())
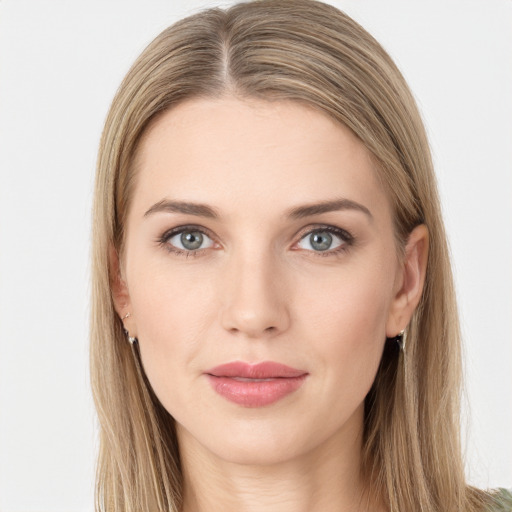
top-left (295, 223), bottom-right (353, 240)
top-left (161, 224), bottom-right (216, 242)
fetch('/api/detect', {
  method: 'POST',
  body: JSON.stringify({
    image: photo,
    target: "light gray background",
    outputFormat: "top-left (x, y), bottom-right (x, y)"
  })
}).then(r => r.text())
top-left (0, 1), bottom-right (511, 511)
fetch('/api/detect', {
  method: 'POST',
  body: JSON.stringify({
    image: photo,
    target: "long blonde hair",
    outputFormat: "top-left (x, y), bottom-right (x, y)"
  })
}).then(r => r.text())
top-left (90, 1), bottom-right (492, 510)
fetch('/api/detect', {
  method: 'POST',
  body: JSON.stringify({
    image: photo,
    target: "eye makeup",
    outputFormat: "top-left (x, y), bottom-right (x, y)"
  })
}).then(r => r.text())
top-left (294, 224), bottom-right (354, 258)
top-left (156, 222), bottom-right (356, 260)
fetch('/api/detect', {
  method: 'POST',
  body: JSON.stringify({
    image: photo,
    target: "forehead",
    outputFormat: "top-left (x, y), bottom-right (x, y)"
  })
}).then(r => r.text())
top-left (131, 97), bottom-right (390, 223)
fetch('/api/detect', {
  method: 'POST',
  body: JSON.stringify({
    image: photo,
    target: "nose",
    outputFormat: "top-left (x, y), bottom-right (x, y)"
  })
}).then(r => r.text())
top-left (220, 250), bottom-right (290, 339)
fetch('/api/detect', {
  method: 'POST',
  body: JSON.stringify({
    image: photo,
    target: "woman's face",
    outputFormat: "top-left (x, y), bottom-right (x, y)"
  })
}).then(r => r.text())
top-left (116, 97), bottom-right (414, 466)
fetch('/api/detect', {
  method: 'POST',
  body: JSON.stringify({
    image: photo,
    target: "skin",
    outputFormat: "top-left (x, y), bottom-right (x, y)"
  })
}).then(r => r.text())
top-left (112, 97), bottom-right (428, 512)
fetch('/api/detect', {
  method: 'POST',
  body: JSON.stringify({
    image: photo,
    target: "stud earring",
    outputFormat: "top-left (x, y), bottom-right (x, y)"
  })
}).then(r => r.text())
top-left (395, 329), bottom-right (406, 352)
top-left (386, 329), bottom-right (406, 353)
top-left (123, 327), bottom-right (138, 345)
top-left (121, 312), bottom-right (137, 345)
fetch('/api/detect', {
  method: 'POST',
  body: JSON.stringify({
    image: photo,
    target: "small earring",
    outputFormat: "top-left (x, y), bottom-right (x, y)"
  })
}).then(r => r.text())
top-left (395, 329), bottom-right (406, 352)
top-left (121, 313), bottom-right (137, 345)
top-left (123, 328), bottom-right (138, 345)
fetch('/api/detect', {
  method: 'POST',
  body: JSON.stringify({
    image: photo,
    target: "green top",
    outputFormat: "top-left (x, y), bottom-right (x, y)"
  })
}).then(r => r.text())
top-left (489, 488), bottom-right (512, 511)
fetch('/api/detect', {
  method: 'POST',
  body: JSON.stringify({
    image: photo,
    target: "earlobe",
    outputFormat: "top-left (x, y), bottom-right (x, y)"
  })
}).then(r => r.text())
top-left (386, 224), bottom-right (429, 337)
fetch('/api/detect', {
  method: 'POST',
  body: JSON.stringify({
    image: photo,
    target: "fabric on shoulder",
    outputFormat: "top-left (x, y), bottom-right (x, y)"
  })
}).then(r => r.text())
top-left (488, 488), bottom-right (512, 511)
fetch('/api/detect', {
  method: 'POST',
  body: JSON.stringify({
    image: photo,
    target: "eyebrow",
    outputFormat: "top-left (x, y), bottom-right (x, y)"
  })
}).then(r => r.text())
top-left (144, 197), bottom-right (373, 221)
top-left (286, 198), bottom-right (372, 220)
top-left (144, 199), bottom-right (220, 218)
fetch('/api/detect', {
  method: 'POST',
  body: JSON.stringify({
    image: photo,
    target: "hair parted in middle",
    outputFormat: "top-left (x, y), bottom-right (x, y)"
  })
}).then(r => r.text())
top-left (90, 1), bottom-right (490, 511)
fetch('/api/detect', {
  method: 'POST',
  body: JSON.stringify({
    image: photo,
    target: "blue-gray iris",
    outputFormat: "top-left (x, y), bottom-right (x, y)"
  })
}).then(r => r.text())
top-left (181, 231), bottom-right (203, 250)
top-left (310, 232), bottom-right (332, 251)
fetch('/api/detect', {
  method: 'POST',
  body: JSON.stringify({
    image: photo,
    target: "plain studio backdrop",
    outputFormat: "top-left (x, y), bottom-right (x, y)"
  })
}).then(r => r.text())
top-left (0, 1), bottom-right (511, 511)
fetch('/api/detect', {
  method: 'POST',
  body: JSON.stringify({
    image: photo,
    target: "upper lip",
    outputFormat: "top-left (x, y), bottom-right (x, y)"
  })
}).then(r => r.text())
top-left (206, 361), bottom-right (307, 379)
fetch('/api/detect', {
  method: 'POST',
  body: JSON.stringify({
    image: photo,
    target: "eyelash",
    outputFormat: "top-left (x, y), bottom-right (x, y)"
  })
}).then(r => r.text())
top-left (157, 224), bottom-right (355, 259)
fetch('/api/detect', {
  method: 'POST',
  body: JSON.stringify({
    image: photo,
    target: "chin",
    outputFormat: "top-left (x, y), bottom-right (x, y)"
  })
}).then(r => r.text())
top-left (209, 438), bottom-right (307, 467)
top-left (177, 414), bottom-right (317, 467)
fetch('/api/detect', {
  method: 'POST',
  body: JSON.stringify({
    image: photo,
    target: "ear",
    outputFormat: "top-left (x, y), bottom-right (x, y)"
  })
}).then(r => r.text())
top-left (386, 224), bottom-right (429, 337)
top-left (109, 244), bottom-right (136, 335)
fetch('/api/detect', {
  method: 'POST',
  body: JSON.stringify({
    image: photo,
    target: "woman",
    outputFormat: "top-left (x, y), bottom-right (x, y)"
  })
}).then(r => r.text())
top-left (90, 0), bottom-right (511, 510)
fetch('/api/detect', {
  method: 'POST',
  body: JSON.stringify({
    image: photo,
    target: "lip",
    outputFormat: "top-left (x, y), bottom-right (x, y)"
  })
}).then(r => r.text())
top-left (205, 361), bottom-right (308, 407)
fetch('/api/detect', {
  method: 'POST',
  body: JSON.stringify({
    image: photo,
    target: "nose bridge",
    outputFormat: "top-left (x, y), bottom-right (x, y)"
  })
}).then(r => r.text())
top-left (220, 245), bottom-right (290, 338)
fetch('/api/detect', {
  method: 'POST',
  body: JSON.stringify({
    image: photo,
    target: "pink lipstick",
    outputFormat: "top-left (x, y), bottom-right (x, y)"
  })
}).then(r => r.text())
top-left (205, 361), bottom-right (308, 407)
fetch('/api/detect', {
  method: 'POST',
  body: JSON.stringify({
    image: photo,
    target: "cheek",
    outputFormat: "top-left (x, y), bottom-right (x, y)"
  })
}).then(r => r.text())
top-left (297, 258), bottom-right (394, 345)
top-left (295, 260), bottom-right (395, 396)
top-left (126, 258), bottom-right (215, 392)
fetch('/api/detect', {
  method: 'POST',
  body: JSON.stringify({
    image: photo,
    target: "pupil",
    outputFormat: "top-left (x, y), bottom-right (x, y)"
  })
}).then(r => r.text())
top-left (181, 231), bottom-right (203, 250)
top-left (311, 232), bottom-right (332, 251)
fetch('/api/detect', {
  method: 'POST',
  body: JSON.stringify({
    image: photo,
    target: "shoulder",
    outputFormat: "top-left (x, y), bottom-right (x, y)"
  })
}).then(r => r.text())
top-left (487, 488), bottom-right (512, 512)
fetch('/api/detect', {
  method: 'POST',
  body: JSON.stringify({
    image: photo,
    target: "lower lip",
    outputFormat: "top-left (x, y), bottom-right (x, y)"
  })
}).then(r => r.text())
top-left (207, 375), bottom-right (307, 407)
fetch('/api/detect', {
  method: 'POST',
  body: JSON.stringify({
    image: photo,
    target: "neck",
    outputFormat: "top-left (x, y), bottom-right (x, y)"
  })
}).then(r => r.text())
top-left (178, 408), bottom-right (384, 512)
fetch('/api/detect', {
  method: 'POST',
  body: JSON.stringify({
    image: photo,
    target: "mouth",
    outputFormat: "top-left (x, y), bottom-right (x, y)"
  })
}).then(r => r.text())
top-left (205, 361), bottom-right (308, 407)
top-left (227, 377), bottom-right (278, 382)
top-left (207, 360), bottom-right (307, 379)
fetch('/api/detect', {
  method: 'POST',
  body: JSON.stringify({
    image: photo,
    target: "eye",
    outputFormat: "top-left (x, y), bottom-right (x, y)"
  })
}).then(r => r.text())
top-left (161, 227), bottom-right (215, 254)
top-left (296, 227), bottom-right (352, 254)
